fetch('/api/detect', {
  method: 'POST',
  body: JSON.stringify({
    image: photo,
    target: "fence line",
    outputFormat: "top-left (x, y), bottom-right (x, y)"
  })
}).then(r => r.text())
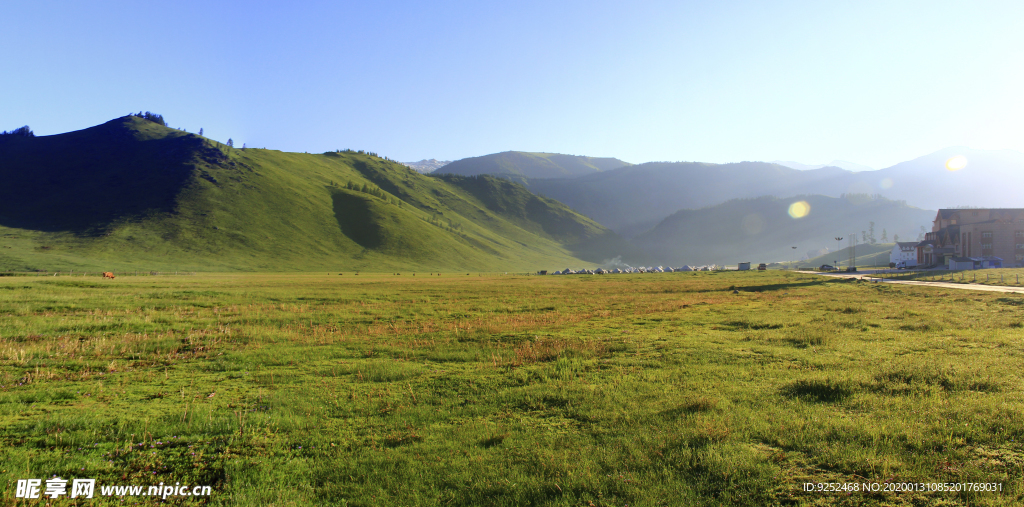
top-left (873, 269), bottom-right (1021, 286)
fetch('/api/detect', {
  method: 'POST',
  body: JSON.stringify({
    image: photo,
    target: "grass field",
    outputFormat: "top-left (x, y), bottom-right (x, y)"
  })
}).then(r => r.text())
top-left (1, 271), bottom-right (1022, 505)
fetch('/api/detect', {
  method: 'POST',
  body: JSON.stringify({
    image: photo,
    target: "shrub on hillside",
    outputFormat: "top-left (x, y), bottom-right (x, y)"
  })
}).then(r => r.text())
top-left (130, 111), bottom-right (166, 126)
top-left (1, 125), bottom-right (34, 137)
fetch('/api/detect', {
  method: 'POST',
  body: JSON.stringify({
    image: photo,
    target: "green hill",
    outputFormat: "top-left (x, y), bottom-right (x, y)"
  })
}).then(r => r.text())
top-left (632, 195), bottom-right (933, 266)
top-left (437, 151), bottom-right (630, 181)
top-left (0, 116), bottom-right (626, 272)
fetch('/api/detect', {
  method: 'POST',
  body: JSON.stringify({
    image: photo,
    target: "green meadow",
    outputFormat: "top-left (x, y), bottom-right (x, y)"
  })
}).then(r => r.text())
top-left (1, 271), bottom-right (1022, 506)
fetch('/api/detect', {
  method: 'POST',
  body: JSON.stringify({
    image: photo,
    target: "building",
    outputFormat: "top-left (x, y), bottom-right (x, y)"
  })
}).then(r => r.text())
top-left (890, 242), bottom-right (919, 267)
top-left (948, 257), bottom-right (974, 270)
top-left (737, 262), bottom-right (750, 271)
top-left (948, 256), bottom-right (1003, 270)
top-left (917, 209), bottom-right (1024, 267)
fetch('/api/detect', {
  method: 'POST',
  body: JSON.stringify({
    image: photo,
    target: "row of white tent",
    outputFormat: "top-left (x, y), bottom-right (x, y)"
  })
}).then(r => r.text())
top-left (549, 265), bottom-right (719, 275)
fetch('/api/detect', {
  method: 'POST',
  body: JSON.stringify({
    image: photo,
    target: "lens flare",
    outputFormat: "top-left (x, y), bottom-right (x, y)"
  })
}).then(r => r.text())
top-left (788, 200), bottom-right (810, 219)
top-left (945, 155), bottom-right (967, 171)
top-left (879, 178), bottom-right (893, 189)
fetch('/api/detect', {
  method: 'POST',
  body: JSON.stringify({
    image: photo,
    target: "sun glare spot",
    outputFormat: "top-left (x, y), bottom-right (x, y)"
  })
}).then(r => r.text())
top-left (945, 155), bottom-right (967, 171)
top-left (788, 201), bottom-right (810, 219)
top-left (879, 178), bottom-right (893, 189)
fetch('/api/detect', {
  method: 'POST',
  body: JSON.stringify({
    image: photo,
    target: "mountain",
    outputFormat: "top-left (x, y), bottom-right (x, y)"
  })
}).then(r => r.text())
top-left (0, 116), bottom-right (627, 272)
top-left (526, 147), bottom-right (1024, 236)
top-left (772, 160), bottom-right (875, 172)
top-left (437, 151), bottom-right (631, 181)
top-left (526, 161), bottom-right (841, 235)
top-left (631, 195), bottom-right (934, 266)
top-left (401, 159), bottom-right (450, 173)
top-left (863, 147), bottom-right (1024, 210)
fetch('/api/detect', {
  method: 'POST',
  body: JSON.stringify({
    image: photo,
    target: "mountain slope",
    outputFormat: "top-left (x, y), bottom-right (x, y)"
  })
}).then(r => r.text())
top-left (429, 174), bottom-right (641, 263)
top-left (0, 116), bottom-right (626, 272)
top-left (632, 195), bottom-right (934, 266)
top-left (0, 117), bottom-right (204, 231)
top-left (438, 151), bottom-right (631, 181)
top-left (793, 242), bottom-right (896, 269)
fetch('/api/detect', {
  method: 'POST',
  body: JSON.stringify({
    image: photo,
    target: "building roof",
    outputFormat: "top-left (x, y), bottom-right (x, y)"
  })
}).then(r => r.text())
top-left (935, 209), bottom-right (1024, 220)
top-left (896, 241), bottom-right (919, 249)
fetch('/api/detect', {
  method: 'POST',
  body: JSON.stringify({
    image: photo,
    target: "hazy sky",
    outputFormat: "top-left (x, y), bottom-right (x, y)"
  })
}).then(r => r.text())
top-left (4, 1), bottom-right (1022, 168)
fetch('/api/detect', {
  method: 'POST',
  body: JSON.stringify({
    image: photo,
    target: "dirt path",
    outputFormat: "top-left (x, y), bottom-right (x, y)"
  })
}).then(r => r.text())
top-left (796, 271), bottom-right (1024, 294)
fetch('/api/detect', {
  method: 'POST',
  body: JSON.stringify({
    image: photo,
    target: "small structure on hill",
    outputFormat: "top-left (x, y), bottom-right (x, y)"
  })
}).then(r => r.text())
top-left (948, 257), bottom-right (974, 270)
top-left (949, 256), bottom-right (1003, 270)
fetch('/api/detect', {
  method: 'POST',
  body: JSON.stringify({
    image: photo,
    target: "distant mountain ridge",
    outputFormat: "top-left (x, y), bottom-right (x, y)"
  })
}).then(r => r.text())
top-left (522, 147), bottom-right (1024, 236)
top-left (401, 159), bottom-right (450, 173)
top-left (438, 151), bottom-right (631, 181)
top-left (772, 160), bottom-right (875, 172)
top-left (526, 161), bottom-right (837, 235)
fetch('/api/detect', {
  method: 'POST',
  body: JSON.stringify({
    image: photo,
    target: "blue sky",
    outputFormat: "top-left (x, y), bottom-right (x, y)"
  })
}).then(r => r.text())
top-left (4, 1), bottom-right (1022, 168)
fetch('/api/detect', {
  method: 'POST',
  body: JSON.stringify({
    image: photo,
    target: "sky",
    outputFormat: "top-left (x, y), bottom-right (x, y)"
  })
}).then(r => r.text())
top-left (4, 0), bottom-right (1023, 168)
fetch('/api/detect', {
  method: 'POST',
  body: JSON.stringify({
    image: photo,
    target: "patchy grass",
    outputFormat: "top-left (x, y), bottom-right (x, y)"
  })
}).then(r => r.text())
top-left (0, 271), bottom-right (1021, 505)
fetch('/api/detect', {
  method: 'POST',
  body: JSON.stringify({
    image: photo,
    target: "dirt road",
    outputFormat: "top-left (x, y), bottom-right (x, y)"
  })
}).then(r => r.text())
top-left (797, 271), bottom-right (1024, 294)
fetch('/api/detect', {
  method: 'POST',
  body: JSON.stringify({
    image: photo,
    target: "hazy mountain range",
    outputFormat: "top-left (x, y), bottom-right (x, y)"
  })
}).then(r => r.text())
top-left (437, 147), bottom-right (1021, 236)
top-left (439, 152), bottom-right (631, 181)
top-left (771, 160), bottom-right (875, 172)
top-left (434, 146), bottom-right (1024, 264)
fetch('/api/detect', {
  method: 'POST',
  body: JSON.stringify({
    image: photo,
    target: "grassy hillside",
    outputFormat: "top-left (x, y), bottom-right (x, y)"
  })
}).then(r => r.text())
top-left (0, 116), bottom-right (200, 232)
top-left (0, 116), bottom-right (627, 272)
top-left (633, 195), bottom-right (934, 266)
top-left (438, 151), bottom-right (630, 181)
top-left (431, 174), bottom-right (643, 264)
top-left (793, 242), bottom-right (897, 269)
